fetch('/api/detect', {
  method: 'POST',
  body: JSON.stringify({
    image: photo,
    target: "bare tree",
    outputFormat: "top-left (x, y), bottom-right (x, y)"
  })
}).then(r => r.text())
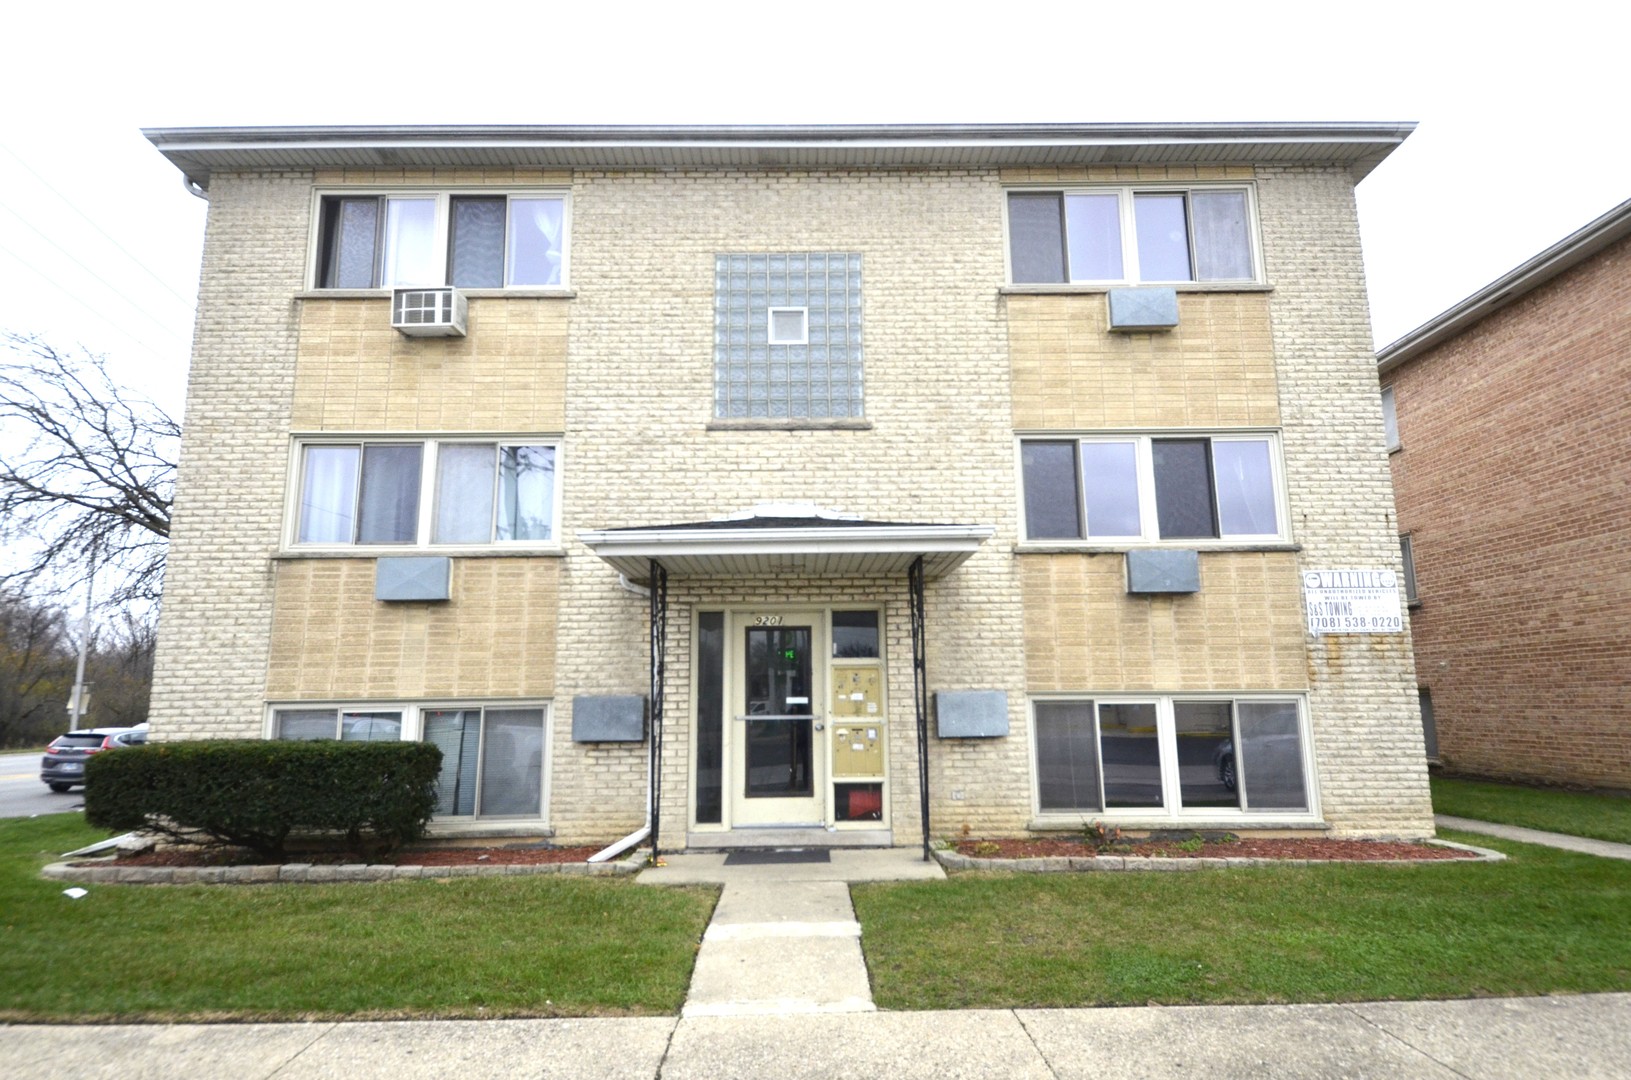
top-left (0, 334), bottom-right (177, 604)
top-left (0, 590), bottom-right (73, 747)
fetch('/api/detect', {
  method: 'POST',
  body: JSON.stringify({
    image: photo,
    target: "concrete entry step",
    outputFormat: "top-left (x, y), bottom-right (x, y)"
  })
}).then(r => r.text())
top-left (684, 828), bottom-right (892, 850)
top-left (639, 847), bottom-right (944, 886)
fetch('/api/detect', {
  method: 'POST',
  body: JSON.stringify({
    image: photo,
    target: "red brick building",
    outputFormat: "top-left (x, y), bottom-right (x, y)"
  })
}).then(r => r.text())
top-left (1378, 199), bottom-right (1631, 790)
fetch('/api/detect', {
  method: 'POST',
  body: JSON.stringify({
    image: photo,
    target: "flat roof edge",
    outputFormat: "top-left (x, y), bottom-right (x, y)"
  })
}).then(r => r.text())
top-left (143, 121), bottom-right (1416, 189)
top-left (143, 121), bottom-right (1418, 147)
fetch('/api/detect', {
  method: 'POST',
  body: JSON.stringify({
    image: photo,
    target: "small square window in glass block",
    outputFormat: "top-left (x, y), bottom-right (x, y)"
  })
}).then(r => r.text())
top-left (769, 307), bottom-right (808, 345)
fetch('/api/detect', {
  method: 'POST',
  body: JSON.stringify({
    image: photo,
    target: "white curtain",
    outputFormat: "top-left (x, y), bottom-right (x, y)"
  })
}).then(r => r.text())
top-left (298, 446), bottom-right (359, 543)
top-left (434, 444), bottom-right (497, 543)
top-left (381, 198), bottom-right (438, 287)
top-left (506, 198), bottom-right (563, 286)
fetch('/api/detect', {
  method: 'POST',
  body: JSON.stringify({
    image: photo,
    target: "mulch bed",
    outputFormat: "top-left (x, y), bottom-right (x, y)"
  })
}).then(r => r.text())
top-left (954, 837), bottom-right (1474, 861)
top-left (107, 845), bottom-right (607, 868)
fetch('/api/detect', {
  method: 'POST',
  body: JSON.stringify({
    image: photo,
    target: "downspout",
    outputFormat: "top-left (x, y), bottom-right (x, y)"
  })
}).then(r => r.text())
top-left (589, 565), bottom-right (664, 863)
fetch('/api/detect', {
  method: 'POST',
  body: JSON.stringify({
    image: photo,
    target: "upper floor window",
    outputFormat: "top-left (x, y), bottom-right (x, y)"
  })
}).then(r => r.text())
top-left (293, 437), bottom-right (558, 548)
top-left (1020, 433), bottom-right (1285, 543)
top-left (315, 192), bottom-right (567, 289)
top-left (1007, 186), bottom-right (1258, 286)
top-left (1399, 533), bottom-right (1418, 604)
top-left (1380, 385), bottom-right (1400, 450)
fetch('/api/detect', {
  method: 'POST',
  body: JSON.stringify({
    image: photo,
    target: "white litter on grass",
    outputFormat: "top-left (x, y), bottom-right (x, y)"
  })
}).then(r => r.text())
top-left (62, 888), bottom-right (88, 899)
top-left (61, 832), bottom-right (136, 858)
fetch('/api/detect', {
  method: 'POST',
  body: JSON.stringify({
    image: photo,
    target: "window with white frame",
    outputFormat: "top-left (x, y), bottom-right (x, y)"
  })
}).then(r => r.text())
top-left (1033, 696), bottom-right (1312, 817)
top-left (272, 703), bottom-right (548, 819)
top-left (293, 438), bottom-right (558, 548)
top-left (1020, 434), bottom-right (1284, 543)
top-left (315, 192), bottom-right (567, 289)
top-left (1007, 186), bottom-right (1258, 285)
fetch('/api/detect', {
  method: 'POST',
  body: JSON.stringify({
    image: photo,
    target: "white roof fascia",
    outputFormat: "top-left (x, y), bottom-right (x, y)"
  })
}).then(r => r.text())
top-left (1378, 197), bottom-right (1631, 373)
top-left (143, 122), bottom-right (1416, 189)
top-left (578, 524), bottom-right (995, 551)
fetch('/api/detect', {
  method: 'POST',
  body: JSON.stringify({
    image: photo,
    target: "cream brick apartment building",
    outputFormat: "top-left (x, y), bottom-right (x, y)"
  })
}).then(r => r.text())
top-left (144, 123), bottom-right (1433, 852)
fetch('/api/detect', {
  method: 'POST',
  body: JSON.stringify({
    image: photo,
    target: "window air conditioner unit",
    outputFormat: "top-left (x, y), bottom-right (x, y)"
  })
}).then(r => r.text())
top-left (391, 287), bottom-right (468, 338)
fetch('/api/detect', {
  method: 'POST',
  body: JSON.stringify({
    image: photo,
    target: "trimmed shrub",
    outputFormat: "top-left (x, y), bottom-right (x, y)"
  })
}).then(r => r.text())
top-left (86, 740), bottom-right (443, 859)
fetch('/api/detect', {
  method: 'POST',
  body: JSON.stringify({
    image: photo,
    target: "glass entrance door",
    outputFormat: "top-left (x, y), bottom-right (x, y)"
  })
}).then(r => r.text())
top-left (731, 612), bottom-right (825, 826)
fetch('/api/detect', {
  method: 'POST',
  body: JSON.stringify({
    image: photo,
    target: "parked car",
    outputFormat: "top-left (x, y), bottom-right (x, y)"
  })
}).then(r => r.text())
top-left (39, 725), bottom-right (148, 792)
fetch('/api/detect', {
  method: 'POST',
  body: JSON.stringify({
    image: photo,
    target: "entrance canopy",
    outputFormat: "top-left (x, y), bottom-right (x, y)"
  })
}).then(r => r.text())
top-left (579, 504), bottom-right (994, 583)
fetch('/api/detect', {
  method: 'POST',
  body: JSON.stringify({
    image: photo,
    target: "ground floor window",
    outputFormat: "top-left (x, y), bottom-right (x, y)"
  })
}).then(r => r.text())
top-left (270, 702), bottom-right (548, 820)
top-left (1032, 695), bottom-right (1311, 817)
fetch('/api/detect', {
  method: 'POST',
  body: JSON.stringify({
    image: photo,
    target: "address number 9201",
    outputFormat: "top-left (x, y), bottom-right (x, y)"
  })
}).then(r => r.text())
top-left (752, 615), bottom-right (784, 626)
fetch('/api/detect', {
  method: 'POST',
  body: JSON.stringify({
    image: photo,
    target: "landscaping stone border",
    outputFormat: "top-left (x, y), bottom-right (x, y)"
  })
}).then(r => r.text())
top-left (932, 837), bottom-right (1504, 872)
top-left (41, 855), bottom-right (644, 886)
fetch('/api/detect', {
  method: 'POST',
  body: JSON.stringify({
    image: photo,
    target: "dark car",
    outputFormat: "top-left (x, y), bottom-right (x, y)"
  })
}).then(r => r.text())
top-left (39, 725), bottom-right (148, 792)
top-left (1213, 739), bottom-right (1236, 792)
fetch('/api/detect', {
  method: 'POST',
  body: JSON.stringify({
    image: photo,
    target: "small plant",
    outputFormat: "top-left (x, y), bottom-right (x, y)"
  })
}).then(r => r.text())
top-left (1083, 819), bottom-right (1124, 852)
top-left (972, 840), bottom-right (1001, 857)
top-left (960, 822), bottom-right (972, 840)
top-left (1177, 836), bottom-right (1205, 853)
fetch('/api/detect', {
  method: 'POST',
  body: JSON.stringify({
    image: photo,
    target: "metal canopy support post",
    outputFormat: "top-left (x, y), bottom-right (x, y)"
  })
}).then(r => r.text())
top-left (908, 556), bottom-right (931, 862)
top-left (648, 559), bottom-right (669, 860)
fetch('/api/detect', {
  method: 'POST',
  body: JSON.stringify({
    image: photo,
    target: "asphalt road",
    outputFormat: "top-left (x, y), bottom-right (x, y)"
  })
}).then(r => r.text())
top-left (0, 750), bottom-right (85, 818)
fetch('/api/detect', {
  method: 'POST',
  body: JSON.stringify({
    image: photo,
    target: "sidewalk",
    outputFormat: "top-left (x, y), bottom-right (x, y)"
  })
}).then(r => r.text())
top-left (6, 995), bottom-right (1630, 1079)
top-left (1436, 815), bottom-right (1631, 861)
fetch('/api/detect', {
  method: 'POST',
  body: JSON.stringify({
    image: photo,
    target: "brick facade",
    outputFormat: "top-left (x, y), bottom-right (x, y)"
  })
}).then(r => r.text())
top-left (1383, 232), bottom-right (1631, 789)
top-left (146, 127), bottom-right (1433, 846)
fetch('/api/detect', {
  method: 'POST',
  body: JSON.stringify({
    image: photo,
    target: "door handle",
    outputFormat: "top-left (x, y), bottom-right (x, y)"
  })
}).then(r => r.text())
top-left (814, 723), bottom-right (825, 731)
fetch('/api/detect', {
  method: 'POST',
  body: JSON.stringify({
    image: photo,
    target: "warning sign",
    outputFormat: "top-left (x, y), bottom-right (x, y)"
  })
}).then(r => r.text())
top-left (1303, 569), bottom-right (1403, 635)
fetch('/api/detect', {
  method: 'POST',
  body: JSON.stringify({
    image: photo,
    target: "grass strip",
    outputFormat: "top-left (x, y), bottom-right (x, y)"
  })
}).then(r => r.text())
top-left (853, 831), bottom-right (1631, 1010)
top-left (0, 814), bottom-right (715, 1022)
top-left (1432, 776), bottom-right (1631, 846)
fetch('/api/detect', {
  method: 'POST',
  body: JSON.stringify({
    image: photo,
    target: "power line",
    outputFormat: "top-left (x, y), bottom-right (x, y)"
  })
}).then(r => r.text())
top-left (0, 142), bottom-right (198, 312)
top-left (0, 202), bottom-right (194, 347)
top-left (0, 240), bottom-right (185, 366)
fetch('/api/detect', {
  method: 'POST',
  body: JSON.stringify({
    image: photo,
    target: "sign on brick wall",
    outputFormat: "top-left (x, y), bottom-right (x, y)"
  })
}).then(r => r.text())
top-left (1303, 570), bottom-right (1403, 634)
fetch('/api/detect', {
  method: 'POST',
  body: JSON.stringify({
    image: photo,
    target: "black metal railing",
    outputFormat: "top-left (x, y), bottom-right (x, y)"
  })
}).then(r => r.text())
top-left (648, 559), bottom-right (669, 859)
top-left (908, 555), bottom-right (931, 861)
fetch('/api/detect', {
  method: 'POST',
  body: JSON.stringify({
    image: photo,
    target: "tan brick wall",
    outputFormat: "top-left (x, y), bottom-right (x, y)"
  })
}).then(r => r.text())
top-left (312, 168), bottom-right (573, 186)
top-left (292, 299), bottom-right (568, 432)
top-left (148, 172), bottom-right (313, 740)
top-left (1021, 552), bottom-right (1307, 691)
top-left (266, 558), bottom-right (559, 700)
top-left (1258, 166), bottom-right (1432, 836)
top-left (998, 166), bottom-right (1255, 183)
top-left (1386, 233), bottom-right (1631, 789)
top-left (1009, 293), bottom-right (1279, 429)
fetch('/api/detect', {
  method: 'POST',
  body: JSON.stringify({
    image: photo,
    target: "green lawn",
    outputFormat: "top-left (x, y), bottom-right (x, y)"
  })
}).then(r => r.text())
top-left (1432, 776), bottom-right (1631, 845)
top-left (853, 832), bottom-right (1631, 1010)
top-left (0, 814), bottom-right (715, 1022)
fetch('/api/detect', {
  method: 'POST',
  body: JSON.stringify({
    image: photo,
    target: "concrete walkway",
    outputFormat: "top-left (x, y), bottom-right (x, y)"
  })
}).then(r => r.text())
top-left (6, 994), bottom-right (1630, 1078)
top-left (1436, 815), bottom-right (1631, 861)
top-left (637, 847), bottom-right (942, 1017)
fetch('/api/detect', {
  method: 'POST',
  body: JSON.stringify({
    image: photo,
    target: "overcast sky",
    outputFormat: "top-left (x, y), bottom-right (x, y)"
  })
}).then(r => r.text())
top-left (2, 2), bottom-right (1626, 415)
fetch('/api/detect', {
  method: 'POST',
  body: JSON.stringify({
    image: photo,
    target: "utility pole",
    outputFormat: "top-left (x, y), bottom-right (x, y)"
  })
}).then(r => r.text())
top-left (68, 546), bottom-right (96, 731)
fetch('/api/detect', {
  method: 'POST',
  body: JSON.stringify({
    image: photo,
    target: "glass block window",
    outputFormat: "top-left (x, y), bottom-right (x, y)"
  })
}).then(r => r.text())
top-left (715, 253), bottom-right (864, 419)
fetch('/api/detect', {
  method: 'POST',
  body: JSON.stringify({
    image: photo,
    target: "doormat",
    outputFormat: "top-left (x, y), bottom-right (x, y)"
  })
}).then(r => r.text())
top-left (723, 849), bottom-right (832, 865)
